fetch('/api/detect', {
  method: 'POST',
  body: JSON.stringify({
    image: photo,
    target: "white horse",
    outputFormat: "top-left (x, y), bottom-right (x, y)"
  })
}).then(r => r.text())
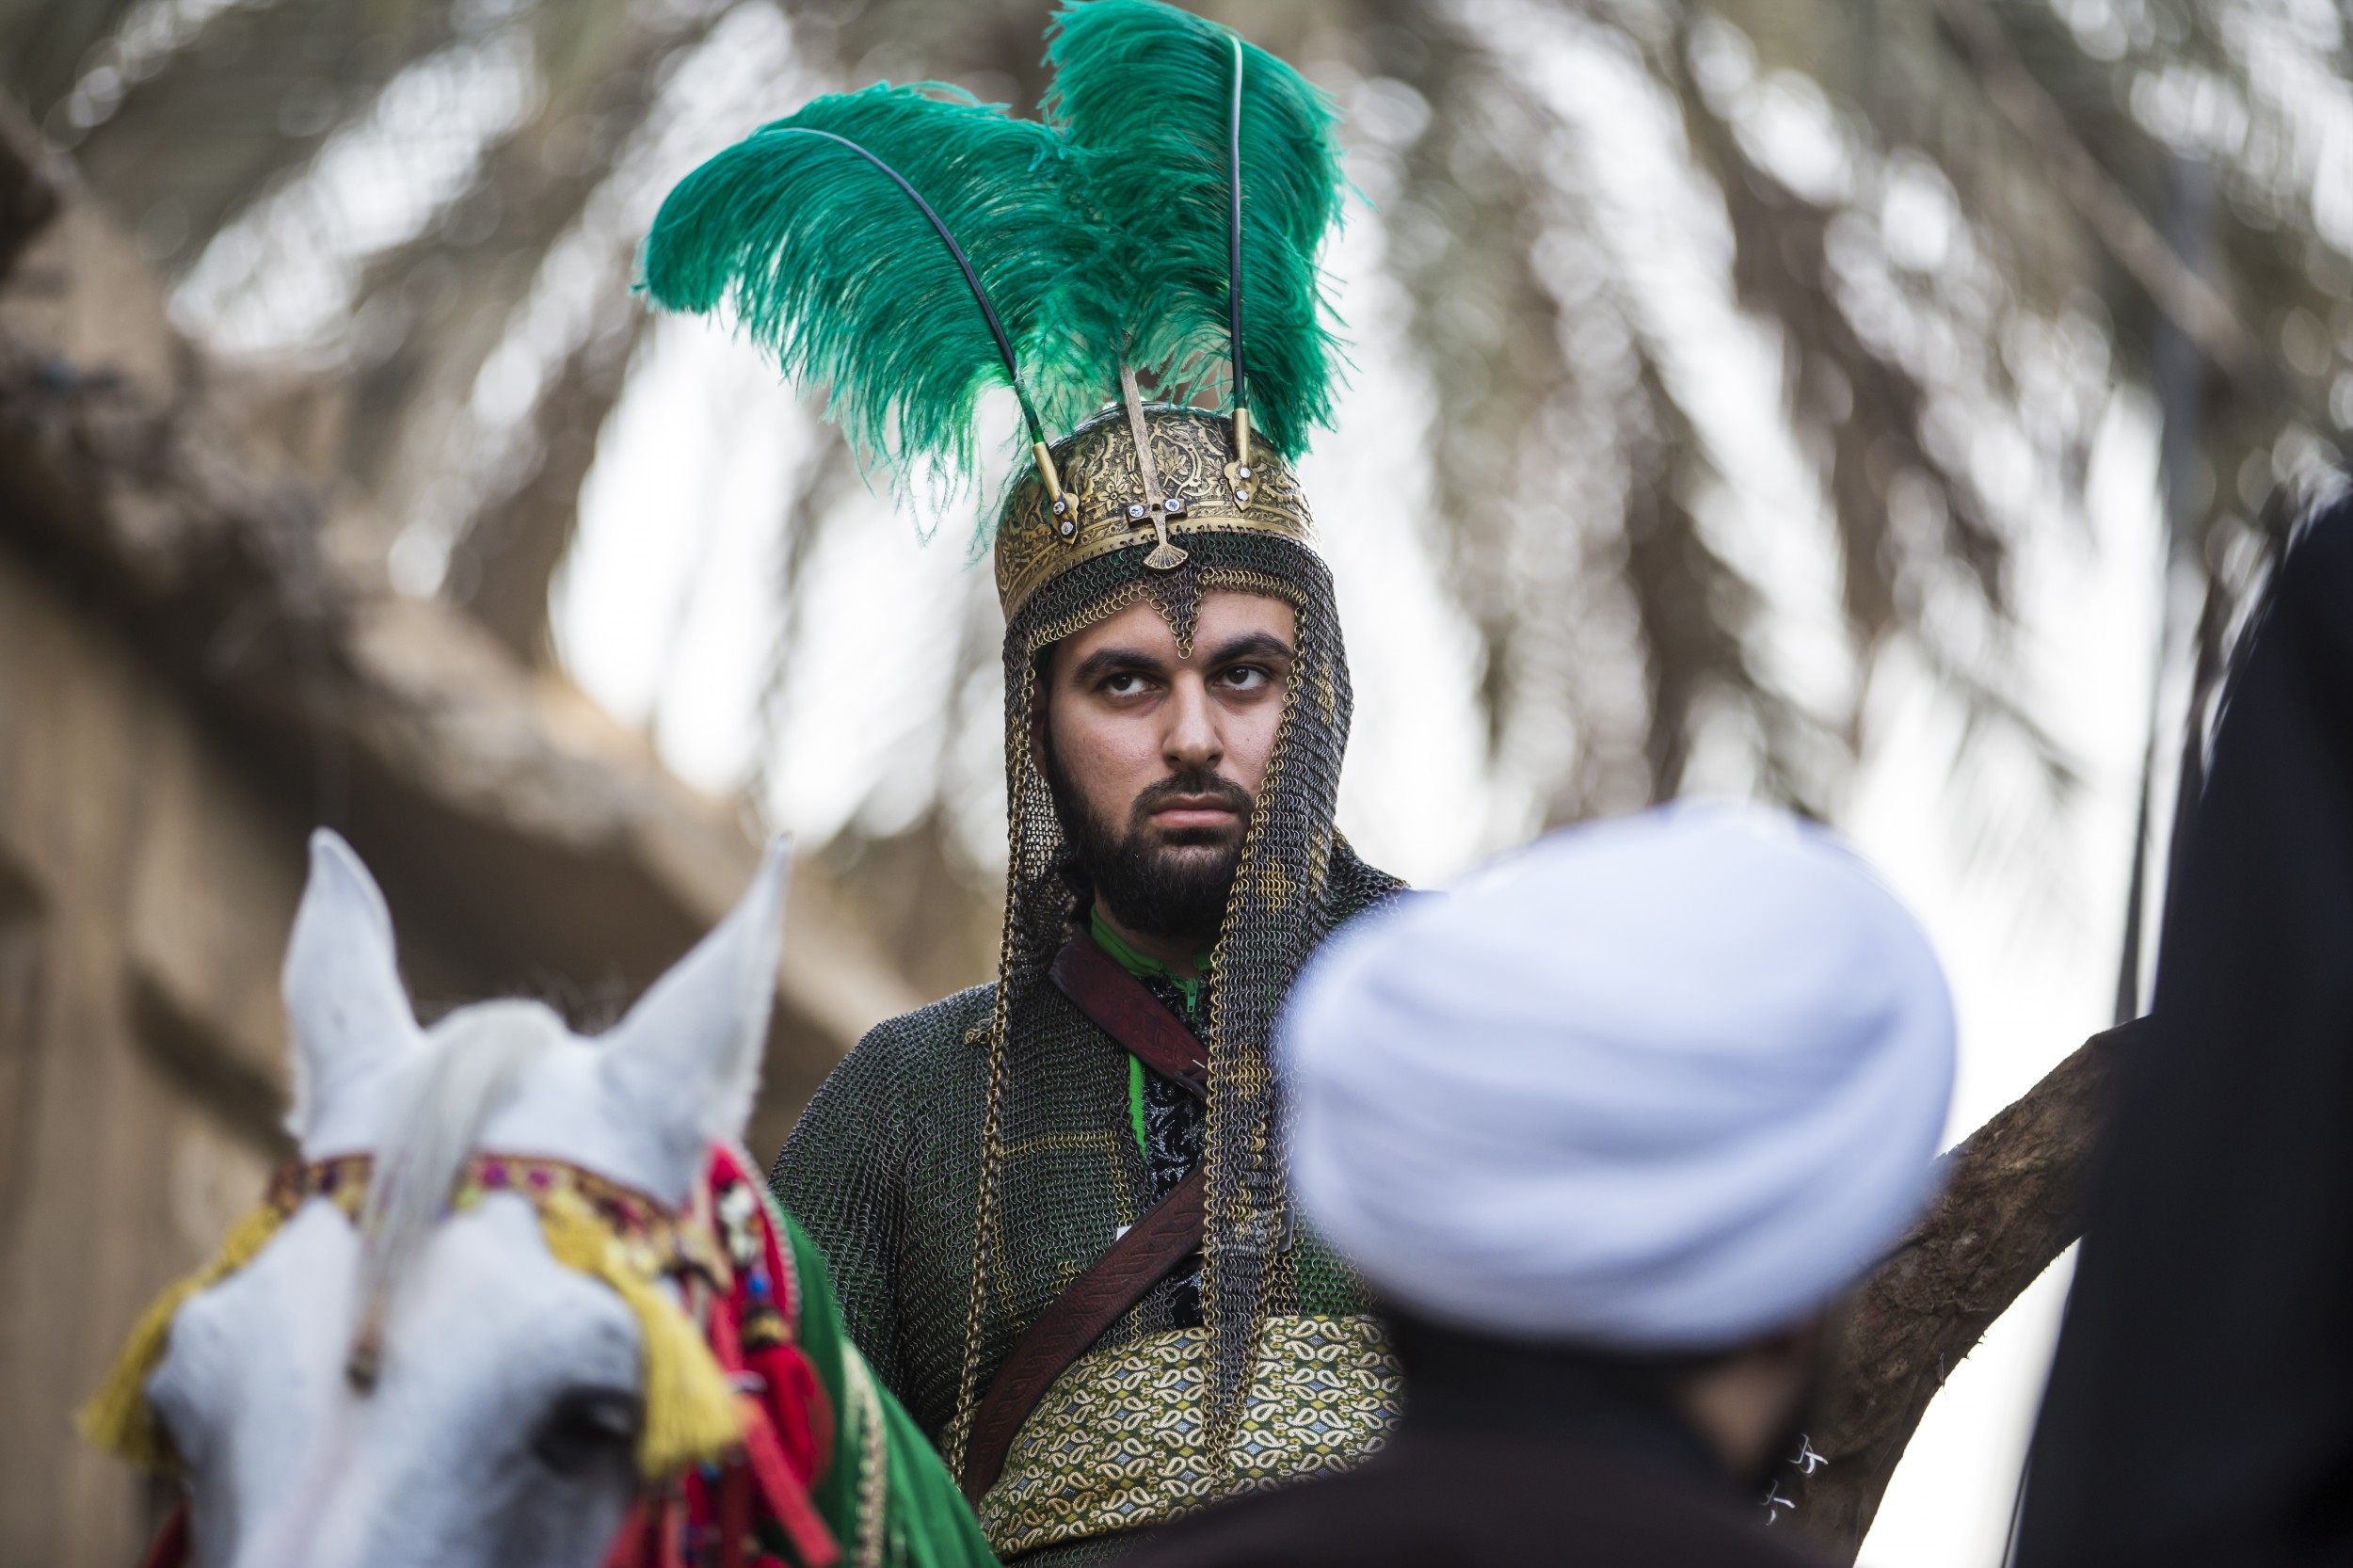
top-left (121, 829), bottom-right (802, 1568)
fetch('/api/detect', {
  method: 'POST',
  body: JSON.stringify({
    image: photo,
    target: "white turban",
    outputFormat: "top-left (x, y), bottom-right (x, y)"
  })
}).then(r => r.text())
top-left (1283, 803), bottom-right (1956, 1350)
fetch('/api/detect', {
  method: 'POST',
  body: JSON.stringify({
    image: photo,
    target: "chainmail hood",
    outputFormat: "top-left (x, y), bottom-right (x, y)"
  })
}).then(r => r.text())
top-left (954, 406), bottom-right (1376, 1465)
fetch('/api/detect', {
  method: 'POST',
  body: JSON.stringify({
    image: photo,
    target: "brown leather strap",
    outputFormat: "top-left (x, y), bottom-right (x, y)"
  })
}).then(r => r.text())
top-left (959, 1166), bottom-right (1207, 1501)
top-left (1049, 936), bottom-right (1209, 1099)
top-left (958, 938), bottom-right (1213, 1502)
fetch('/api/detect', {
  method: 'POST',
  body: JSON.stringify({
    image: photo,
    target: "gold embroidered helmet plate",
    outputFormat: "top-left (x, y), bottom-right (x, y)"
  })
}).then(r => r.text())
top-left (994, 404), bottom-right (1314, 620)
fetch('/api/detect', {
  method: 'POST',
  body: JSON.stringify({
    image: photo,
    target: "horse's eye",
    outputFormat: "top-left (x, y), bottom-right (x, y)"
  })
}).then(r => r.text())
top-left (531, 1387), bottom-right (641, 1477)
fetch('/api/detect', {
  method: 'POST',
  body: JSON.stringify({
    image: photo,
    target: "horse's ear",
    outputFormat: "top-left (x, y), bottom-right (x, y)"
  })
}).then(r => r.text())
top-left (602, 840), bottom-right (790, 1180)
top-left (283, 830), bottom-right (424, 1141)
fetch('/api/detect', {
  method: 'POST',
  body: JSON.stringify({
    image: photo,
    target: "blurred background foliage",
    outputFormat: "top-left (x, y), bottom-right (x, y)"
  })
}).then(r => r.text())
top-left (9, 0), bottom-right (2346, 1000)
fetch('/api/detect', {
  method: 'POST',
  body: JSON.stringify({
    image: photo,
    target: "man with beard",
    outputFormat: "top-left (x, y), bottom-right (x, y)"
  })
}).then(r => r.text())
top-left (1127, 807), bottom-right (1958, 1568)
top-left (1032, 587), bottom-right (1301, 1336)
top-left (640, 3), bottom-right (1407, 1560)
top-left (765, 513), bottom-right (1401, 1566)
top-left (765, 503), bottom-right (1403, 1568)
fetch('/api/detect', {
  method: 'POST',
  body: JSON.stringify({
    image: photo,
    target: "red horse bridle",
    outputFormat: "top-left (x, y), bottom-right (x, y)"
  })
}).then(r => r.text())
top-left (133, 1144), bottom-right (840, 1568)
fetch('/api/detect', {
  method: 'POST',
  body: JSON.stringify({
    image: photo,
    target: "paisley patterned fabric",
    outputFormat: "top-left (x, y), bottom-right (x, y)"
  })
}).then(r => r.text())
top-left (977, 1315), bottom-right (1401, 1558)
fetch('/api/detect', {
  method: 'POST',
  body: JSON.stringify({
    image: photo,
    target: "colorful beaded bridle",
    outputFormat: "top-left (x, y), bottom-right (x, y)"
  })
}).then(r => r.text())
top-left (92, 1144), bottom-right (845, 1568)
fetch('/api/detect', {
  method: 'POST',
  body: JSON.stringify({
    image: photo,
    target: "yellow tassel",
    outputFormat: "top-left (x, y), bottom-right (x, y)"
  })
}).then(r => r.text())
top-left (78, 1201), bottom-right (290, 1470)
top-left (81, 1177), bottom-right (740, 1483)
top-left (537, 1192), bottom-right (743, 1478)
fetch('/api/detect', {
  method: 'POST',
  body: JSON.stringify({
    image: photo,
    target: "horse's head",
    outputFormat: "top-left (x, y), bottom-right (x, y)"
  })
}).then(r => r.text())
top-left (141, 830), bottom-right (789, 1568)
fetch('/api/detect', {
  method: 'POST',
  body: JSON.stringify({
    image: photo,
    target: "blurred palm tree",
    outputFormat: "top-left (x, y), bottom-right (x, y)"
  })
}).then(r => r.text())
top-left (14, 0), bottom-right (2344, 1052)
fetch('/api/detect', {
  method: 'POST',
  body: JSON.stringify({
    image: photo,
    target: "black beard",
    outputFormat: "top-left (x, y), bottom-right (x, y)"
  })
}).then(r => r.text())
top-left (1043, 747), bottom-right (1252, 943)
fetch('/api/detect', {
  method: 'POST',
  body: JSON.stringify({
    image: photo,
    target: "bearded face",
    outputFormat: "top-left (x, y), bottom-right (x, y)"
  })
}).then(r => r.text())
top-left (1036, 593), bottom-right (1297, 948)
top-left (1044, 753), bottom-right (1253, 940)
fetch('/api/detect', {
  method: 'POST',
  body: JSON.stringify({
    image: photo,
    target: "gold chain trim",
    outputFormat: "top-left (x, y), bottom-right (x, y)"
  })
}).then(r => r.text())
top-left (845, 1347), bottom-right (890, 1568)
top-left (1200, 560), bottom-right (1311, 1407)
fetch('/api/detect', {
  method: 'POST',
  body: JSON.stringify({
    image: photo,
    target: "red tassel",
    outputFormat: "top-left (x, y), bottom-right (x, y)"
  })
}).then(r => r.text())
top-left (692, 1144), bottom-right (845, 1567)
top-left (718, 1462), bottom-right (753, 1568)
top-left (599, 1499), bottom-right (652, 1568)
top-left (739, 1395), bottom-right (840, 1568)
top-left (658, 1493), bottom-right (688, 1568)
top-left (748, 1342), bottom-right (824, 1481)
top-left (136, 1500), bottom-right (190, 1568)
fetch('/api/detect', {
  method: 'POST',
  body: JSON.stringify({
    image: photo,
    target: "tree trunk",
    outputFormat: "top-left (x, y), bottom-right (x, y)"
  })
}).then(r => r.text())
top-left (1788, 1019), bottom-right (2140, 1556)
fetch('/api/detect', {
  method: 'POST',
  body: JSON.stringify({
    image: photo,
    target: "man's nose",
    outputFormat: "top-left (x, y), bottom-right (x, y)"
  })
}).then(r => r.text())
top-left (1162, 676), bottom-right (1223, 769)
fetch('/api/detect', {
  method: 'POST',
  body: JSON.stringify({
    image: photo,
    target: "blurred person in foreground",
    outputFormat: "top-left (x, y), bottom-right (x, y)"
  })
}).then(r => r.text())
top-left (2015, 490), bottom-right (2353, 1567)
top-left (640, 3), bottom-right (1413, 1560)
top-left (1124, 804), bottom-right (1958, 1568)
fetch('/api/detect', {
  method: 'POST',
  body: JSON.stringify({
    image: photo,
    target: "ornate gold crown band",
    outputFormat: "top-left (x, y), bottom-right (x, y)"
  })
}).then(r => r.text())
top-left (994, 400), bottom-right (1316, 619)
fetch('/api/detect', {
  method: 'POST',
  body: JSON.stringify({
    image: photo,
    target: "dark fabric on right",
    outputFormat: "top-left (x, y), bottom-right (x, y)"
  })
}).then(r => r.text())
top-left (2015, 495), bottom-right (2353, 1568)
top-left (1119, 1317), bottom-right (1829, 1568)
top-left (1114, 1434), bottom-right (1826, 1568)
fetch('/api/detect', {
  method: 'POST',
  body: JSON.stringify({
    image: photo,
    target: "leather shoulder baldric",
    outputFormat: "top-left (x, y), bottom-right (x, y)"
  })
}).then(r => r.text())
top-left (1049, 935), bottom-right (1209, 1092)
top-left (958, 937), bottom-right (1210, 1502)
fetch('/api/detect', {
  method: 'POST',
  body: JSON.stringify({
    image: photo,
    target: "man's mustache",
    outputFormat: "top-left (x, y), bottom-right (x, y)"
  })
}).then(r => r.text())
top-left (1128, 769), bottom-right (1254, 832)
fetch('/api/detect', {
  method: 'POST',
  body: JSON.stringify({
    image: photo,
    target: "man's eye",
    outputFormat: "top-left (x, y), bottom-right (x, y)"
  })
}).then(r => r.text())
top-left (1103, 673), bottom-right (1149, 696)
top-left (1221, 666), bottom-right (1269, 691)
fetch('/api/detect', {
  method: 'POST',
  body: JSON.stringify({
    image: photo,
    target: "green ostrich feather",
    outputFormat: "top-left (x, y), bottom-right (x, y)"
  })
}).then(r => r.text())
top-left (1041, 0), bottom-right (1347, 458)
top-left (641, 85), bottom-right (1085, 490)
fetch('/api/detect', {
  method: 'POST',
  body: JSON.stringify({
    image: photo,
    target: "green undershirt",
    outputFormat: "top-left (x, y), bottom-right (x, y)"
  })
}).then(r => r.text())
top-left (1088, 907), bottom-right (1210, 1161)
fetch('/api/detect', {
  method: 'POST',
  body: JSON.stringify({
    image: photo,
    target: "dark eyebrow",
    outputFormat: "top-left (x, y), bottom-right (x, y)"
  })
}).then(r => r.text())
top-left (1066, 631), bottom-right (1294, 689)
top-left (1068, 644), bottom-right (1171, 688)
top-left (1200, 632), bottom-right (1295, 668)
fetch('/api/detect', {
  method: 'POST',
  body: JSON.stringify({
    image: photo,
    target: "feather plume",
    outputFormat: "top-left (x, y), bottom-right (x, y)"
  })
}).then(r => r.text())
top-left (641, 86), bottom-right (1083, 489)
top-left (1042, 0), bottom-right (1346, 457)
